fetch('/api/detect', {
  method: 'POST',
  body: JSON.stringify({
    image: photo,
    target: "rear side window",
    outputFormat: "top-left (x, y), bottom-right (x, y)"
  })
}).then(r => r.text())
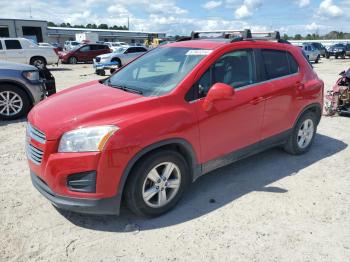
top-left (126, 47), bottom-right (137, 53)
top-left (287, 53), bottom-right (299, 74)
top-left (5, 40), bottom-right (22, 49)
top-left (262, 49), bottom-right (298, 79)
top-left (0, 41), bottom-right (2, 50)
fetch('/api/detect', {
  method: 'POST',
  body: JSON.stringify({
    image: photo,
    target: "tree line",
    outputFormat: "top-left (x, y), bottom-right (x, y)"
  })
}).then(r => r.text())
top-left (47, 22), bottom-right (128, 30)
top-left (283, 31), bottom-right (350, 40)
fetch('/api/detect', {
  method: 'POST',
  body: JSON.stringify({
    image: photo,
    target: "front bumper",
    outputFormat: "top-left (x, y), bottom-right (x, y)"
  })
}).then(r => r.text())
top-left (328, 51), bottom-right (344, 56)
top-left (31, 171), bottom-right (121, 215)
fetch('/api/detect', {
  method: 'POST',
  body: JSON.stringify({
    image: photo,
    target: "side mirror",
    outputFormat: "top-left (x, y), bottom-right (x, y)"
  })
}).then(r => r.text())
top-left (203, 83), bottom-right (235, 112)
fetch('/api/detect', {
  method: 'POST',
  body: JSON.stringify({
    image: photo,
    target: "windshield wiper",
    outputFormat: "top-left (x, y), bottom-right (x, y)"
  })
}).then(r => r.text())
top-left (112, 84), bottom-right (143, 95)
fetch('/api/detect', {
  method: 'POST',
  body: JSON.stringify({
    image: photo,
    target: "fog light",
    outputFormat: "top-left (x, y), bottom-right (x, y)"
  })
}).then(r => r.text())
top-left (67, 171), bottom-right (96, 193)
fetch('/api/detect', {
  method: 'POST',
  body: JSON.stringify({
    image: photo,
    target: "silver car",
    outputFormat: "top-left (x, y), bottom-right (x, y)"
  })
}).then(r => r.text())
top-left (301, 43), bottom-right (321, 63)
top-left (93, 46), bottom-right (148, 75)
top-left (0, 61), bottom-right (47, 120)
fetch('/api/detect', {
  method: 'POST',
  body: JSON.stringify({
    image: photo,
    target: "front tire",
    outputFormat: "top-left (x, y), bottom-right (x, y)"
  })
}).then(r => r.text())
top-left (0, 84), bottom-right (30, 120)
top-left (68, 56), bottom-right (77, 64)
top-left (125, 150), bottom-right (190, 217)
top-left (284, 112), bottom-right (317, 155)
top-left (30, 57), bottom-right (46, 69)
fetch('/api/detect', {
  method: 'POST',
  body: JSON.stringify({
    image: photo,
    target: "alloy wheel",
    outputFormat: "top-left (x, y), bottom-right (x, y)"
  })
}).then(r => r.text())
top-left (297, 119), bottom-right (314, 149)
top-left (0, 91), bottom-right (23, 117)
top-left (142, 162), bottom-right (181, 208)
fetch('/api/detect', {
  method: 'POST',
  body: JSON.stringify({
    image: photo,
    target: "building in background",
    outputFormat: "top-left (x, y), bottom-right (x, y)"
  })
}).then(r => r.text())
top-left (0, 18), bottom-right (166, 46)
top-left (0, 18), bottom-right (48, 43)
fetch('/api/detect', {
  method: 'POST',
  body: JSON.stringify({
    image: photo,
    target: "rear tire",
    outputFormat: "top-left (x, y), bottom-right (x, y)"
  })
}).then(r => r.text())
top-left (0, 84), bottom-right (30, 120)
top-left (125, 150), bottom-right (190, 217)
top-left (284, 111), bottom-right (317, 155)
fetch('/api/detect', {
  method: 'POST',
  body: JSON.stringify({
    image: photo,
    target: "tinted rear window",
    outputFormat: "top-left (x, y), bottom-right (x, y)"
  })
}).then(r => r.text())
top-left (5, 40), bottom-right (22, 49)
top-left (262, 50), bottom-right (290, 79)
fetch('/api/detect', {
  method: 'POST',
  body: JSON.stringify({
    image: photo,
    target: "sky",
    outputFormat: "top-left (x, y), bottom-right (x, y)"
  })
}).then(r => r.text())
top-left (1, 0), bottom-right (349, 36)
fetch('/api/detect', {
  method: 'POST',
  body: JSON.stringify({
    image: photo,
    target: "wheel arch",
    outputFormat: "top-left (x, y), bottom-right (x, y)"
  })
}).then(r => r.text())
top-left (0, 80), bottom-right (34, 105)
top-left (119, 138), bottom-right (201, 201)
top-left (30, 56), bottom-right (47, 65)
top-left (294, 103), bottom-right (322, 128)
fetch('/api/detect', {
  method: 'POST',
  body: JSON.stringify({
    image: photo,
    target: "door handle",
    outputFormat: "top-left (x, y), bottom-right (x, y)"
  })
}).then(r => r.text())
top-left (249, 97), bottom-right (264, 105)
top-left (295, 82), bottom-right (305, 91)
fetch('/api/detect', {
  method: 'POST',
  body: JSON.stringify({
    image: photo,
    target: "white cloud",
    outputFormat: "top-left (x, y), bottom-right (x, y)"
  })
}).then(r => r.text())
top-left (235, 0), bottom-right (262, 19)
top-left (107, 4), bottom-right (131, 17)
top-left (317, 0), bottom-right (343, 18)
top-left (305, 22), bottom-right (319, 31)
top-left (296, 0), bottom-right (310, 8)
top-left (202, 1), bottom-right (222, 10)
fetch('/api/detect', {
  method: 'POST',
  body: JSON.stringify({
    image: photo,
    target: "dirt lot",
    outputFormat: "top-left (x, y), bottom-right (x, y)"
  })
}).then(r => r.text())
top-left (1, 59), bottom-right (350, 262)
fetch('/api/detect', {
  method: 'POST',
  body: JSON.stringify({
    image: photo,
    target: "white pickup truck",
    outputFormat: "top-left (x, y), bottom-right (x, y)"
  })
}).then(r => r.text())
top-left (0, 38), bottom-right (58, 68)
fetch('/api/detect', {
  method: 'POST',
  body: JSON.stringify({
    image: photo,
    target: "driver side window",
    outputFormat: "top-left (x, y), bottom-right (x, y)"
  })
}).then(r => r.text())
top-left (191, 49), bottom-right (256, 99)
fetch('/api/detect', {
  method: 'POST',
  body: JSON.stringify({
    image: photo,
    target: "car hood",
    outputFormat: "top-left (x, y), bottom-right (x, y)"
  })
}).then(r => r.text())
top-left (97, 53), bottom-right (115, 59)
top-left (28, 80), bottom-right (153, 140)
top-left (0, 61), bottom-right (37, 71)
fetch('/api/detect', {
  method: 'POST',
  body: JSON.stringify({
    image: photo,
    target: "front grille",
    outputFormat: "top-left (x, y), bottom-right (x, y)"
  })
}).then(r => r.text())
top-left (27, 143), bottom-right (44, 165)
top-left (27, 123), bottom-right (46, 144)
top-left (95, 57), bottom-right (101, 62)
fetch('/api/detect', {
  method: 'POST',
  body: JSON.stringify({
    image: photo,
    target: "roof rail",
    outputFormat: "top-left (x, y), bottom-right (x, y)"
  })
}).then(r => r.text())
top-left (177, 29), bottom-right (285, 43)
top-left (190, 29), bottom-right (252, 40)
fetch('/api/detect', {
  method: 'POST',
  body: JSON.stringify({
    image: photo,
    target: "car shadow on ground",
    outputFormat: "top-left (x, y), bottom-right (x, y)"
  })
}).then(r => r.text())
top-left (48, 67), bottom-right (72, 72)
top-left (0, 117), bottom-right (27, 127)
top-left (59, 133), bottom-right (347, 232)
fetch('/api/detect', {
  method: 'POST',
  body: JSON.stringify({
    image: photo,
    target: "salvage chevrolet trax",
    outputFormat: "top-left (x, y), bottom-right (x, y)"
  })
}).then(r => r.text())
top-left (27, 30), bottom-right (324, 217)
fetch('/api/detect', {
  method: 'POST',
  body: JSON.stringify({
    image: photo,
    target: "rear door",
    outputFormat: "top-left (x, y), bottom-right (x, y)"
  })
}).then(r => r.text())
top-left (259, 48), bottom-right (301, 140)
top-left (4, 39), bottom-right (26, 63)
top-left (0, 40), bottom-right (6, 61)
top-left (92, 45), bottom-right (110, 58)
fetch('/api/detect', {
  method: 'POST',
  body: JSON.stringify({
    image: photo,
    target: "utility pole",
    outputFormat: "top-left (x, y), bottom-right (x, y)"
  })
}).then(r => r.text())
top-left (29, 5), bottom-right (32, 19)
top-left (127, 16), bottom-right (130, 30)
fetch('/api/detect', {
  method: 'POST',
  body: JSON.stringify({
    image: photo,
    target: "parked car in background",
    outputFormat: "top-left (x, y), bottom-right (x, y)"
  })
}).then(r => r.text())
top-left (59, 44), bottom-right (111, 64)
top-left (0, 61), bottom-right (55, 120)
top-left (64, 41), bottom-right (80, 51)
top-left (27, 33), bottom-right (323, 217)
top-left (93, 46), bottom-right (147, 74)
top-left (39, 42), bottom-right (60, 55)
top-left (307, 42), bottom-right (327, 57)
top-left (326, 43), bottom-right (350, 59)
top-left (0, 38), bottom-right (58, 68)
top-left (301, 43), bottom-right (321, 63)
top-left (104, 42), bottom-right (129, 52)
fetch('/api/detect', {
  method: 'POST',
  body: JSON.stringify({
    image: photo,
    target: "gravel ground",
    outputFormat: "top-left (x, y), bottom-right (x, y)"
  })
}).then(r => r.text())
top-left (1, 58), bottom-right (350, 262)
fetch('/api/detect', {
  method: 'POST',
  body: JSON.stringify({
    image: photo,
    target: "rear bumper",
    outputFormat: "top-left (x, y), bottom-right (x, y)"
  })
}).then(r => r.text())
top-left (30, 171), bottom-right (121, 215)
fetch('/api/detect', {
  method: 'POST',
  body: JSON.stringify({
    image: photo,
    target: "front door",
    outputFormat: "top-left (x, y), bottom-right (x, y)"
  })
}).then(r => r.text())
top-left (188, 49), bottom-right (266, 172)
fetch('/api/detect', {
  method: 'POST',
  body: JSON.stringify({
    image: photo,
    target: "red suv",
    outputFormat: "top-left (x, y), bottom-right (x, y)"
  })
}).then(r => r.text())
top-left (59, 44), bottom-right (111, 64)
top-left (27, 30), bottom-right (323, 217)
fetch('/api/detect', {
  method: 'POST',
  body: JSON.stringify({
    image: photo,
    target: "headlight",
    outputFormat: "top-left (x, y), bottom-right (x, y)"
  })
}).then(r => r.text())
top-left (23, 70), bottom-right (40, 82)
top-left (58, 125), bottom-right (119, 152)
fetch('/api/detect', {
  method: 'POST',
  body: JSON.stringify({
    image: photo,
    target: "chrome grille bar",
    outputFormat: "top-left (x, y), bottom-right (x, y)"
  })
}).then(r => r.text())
top-left (27, 143), bottom-right (44, 165)
top-left (27, 123), bottom-right (46, 144)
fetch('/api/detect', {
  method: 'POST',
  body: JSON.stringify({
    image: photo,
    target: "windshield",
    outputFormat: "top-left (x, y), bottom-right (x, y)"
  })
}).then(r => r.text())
top-left (106, 47), bottom-right (211, 96)
top-left (71, 42), bottom-right (80, 46)
top-left (334, 44), bottom-right (344, 48)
